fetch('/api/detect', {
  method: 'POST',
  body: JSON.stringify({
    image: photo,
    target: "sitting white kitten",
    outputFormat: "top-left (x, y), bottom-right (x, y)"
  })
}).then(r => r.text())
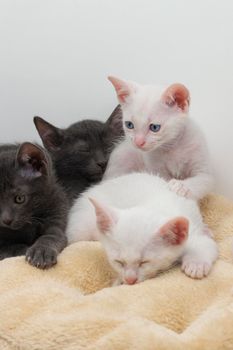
top-left (66, 173), bottom-right (218, 285)
top-left (104, 76), bottom-right (213, 200)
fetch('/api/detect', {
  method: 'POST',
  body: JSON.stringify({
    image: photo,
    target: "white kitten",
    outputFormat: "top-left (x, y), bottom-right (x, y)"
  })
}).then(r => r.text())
top-left (104, 76), bottom-right (213, 200)
top-left (66, 173), bottom-right (218, 285)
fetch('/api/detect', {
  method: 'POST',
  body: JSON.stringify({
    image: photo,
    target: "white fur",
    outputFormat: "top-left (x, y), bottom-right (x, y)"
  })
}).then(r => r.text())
top-left (66, 173), bottom-right (218, 285)
top-left (104, 78), bottom-right (213, 200)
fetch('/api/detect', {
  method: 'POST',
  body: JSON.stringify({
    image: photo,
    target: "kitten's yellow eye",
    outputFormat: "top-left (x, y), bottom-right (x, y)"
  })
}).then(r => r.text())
top-left (114, 260), bottom-right (124, 267)
top-left (139, 261), bottom-right (150, 267)
top-left (14, 195), bottom-right (26, 204)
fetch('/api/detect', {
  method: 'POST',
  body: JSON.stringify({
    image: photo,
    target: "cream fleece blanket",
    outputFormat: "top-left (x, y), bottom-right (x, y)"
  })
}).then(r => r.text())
top-left (0, 194), bottom-right (233, 350)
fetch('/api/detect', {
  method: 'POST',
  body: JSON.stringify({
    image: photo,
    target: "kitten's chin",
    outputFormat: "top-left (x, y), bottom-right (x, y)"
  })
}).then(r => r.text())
top-left (10, 222), bottom-right (25, 230)
top-left (136, 145), bottom-right (158, 153)
top-left (4, 223), bottom-right (23, 230)
top-left (86, 173), bottom-right (103, 182)
top-left (132, 142), bottom-right (160, 153)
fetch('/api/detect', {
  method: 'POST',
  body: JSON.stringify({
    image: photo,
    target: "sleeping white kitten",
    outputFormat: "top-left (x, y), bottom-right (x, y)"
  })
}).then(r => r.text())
top-left (66, 173), bottom-right (218, 285)
top-left (104, 76), bottom-right (213, 201)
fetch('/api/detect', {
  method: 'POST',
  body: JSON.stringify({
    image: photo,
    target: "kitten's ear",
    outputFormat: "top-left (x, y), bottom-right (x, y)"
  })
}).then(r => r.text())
top-left (89, 197), bottom-right (118, 234)
top-left (105, 105), bottom-right (124, 137)
top-left (16, 142), bottom-right (50, 179)
top-left (34, 116), bottom-right (64, 152)
top-left (108, 76), bottom-right (137, 104)
top-left (161, 84), bottom-right (190, 112)
top-left (159, 217), bottom-right (189, 245)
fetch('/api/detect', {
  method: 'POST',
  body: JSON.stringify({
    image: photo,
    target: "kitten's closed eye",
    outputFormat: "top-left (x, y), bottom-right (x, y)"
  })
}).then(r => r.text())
top-left (114, 260), bottom-right (150, 267)
top-left (114, 259), bottom-right (125, 267)
top-left (14, 194), bottom-right (26, 204)
top-left (139, 260), bottom-right (150, 267)
top-left (78, 146), bottom-right (90, 153)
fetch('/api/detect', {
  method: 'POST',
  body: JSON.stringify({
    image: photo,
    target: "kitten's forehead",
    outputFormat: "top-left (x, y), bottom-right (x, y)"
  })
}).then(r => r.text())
top-left (109, 208), bottom-right (170, 250)
top-left (63, 121), bottom-right (106, 152)
top-left (66, 120), bottom-right (104, 139)
top-left (0, 163), bottom-right (31, 194)
top-left (106, 237), bottom-right (144, 263)
top-left (0, 149), bottom-right (16, 191)
top-left (115, 226), bottom-right (151, 246)
top-left (123, 85), bottom-right (166, 126)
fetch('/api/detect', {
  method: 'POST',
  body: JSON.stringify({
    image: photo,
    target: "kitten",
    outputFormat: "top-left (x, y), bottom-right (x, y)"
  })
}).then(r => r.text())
top-left (0, 142), bottom-right (68, 268)
top-left (66, 173), bottom-right (218, 285)
top-left (34, 105), bottom-right (123, 204)
top-left (104, 77), bottom-right (213, 201)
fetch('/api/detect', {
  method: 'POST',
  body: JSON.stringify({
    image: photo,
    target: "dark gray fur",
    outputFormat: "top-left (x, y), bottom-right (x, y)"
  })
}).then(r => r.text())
top-left (0, 142), bottom-right (68, 268)
top-left (34, 105), bottom-right (123, 204)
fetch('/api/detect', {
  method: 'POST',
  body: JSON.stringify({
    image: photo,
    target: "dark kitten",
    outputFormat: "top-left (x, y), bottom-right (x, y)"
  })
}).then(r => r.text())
top-left (34, 105), bottom-right (123, 204)
top-left (0, 142), bottom-right (68, 268)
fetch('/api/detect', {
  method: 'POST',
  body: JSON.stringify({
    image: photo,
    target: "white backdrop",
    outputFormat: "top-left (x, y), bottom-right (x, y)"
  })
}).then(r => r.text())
top-left (0, 0), bottom-right (232, 198)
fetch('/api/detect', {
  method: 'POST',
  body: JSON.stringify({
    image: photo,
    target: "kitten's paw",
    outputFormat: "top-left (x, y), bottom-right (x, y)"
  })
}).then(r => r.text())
top-left (26, 246), bottom-right (57, 269)
top-left (168, 179), bottom-right (192, 198)
top-left (181, 259), bottom-right (211, 279)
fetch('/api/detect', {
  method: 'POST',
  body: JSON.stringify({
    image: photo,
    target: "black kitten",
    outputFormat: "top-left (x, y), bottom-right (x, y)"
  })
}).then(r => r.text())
top-left (34, 105), bottom-right (123, 204)
top-left (0, 142), bottom-right (68, 268)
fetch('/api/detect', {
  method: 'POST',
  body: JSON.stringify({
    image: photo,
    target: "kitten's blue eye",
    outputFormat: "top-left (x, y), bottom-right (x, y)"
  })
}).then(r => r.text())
top-left (149, 124), bottom-right (161, 132)
top-left (125, 121), bottom-right (134, 130)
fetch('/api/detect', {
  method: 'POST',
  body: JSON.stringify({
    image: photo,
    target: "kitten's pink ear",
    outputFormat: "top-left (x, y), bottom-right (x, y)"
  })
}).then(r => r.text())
top-left (108, 76), bottom-right (135, 104)
top-left (159, 217), bottom-right (189, 245)
top-left (161, 84), bottom-right (190, 112)
top-left (89, 198), bottom-right (118, 234)
top-left (16, 142), bottom-right (51, 179)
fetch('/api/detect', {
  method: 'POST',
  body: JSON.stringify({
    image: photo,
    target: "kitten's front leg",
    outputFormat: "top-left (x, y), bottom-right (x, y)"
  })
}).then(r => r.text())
top-left (168, 179), bottom-right (192, 198)
top-left (181, 232), bottom-right (218, 279)
top-left (26, 225), bottom-right (67, 269)
top-left (168, 173), bottom-right (214, 200)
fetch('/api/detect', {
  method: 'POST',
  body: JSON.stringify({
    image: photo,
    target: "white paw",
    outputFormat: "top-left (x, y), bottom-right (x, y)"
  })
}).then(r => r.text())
top-left (168, 179), bottom-right (192, 198)
top-left (181, 259), bottom-right (211, 279)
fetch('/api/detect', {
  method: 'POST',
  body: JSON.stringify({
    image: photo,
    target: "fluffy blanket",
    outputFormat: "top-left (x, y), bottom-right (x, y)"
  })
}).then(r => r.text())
top-left (0, 194), bottom-right (233, 350)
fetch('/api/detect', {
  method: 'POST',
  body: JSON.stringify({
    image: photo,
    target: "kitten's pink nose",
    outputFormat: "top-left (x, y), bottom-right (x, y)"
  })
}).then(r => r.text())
top-left (134, 136), bottom-right (146, 148)
top-left (125, 276), bottom-right (138, 285)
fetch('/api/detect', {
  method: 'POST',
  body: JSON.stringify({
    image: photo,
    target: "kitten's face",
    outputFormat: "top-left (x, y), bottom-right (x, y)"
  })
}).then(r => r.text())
top-left (90, 199), bottom-right (188, 285)
top-left (0, 143), bottom-right (52, 230)
top-left (108, 77), bottom-right (190, 152)
top-left (53, 123), bottom-right (111, 182)
top-left (0, 179), bottom-right (33, 230)
top-left (34, 106), bottom-right (123, 183)
top-left (104, 235), bottom-right (184, 285)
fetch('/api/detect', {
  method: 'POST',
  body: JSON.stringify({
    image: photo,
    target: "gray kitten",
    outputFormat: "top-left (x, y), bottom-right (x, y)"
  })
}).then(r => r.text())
top-left (0, 142), bottom-right (68, 268)
top-left (34, 105), bottom-right (123, 204)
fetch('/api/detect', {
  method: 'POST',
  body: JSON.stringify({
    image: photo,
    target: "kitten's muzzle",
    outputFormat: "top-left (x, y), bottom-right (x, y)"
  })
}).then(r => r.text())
top-left (97, 160), bottom-right (107, 172)
top-left (2, 217), bottom-right (13, 226)
top-left (124, 276), bottom-right (138, 285)
top-left (134, 135), bottom-right (146, 149)
top-left (1, 212), bottom-right (13, 227)
top-left (89, 161), bottom-right (107, 181)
